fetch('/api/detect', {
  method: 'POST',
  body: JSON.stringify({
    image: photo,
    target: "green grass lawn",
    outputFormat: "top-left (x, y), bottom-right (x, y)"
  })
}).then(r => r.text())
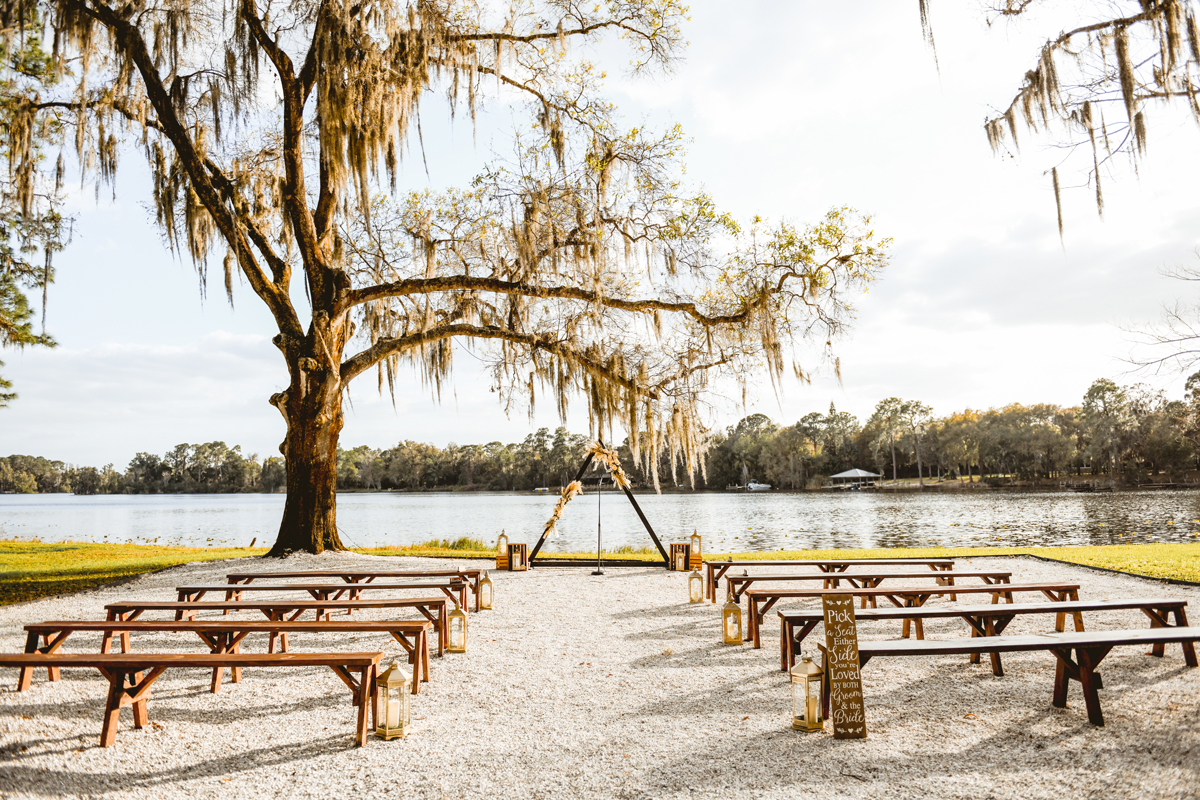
top-left (2, 539), bottom-right (1198, 606)
top-left (0, 540), bottom-right (267, 605)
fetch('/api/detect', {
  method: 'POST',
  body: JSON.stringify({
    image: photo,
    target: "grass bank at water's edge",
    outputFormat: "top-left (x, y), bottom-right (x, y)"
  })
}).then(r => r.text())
top-left (2, 539), bottom-right (1198, 605)
top-left (0, 540), bottom-right (268, 605)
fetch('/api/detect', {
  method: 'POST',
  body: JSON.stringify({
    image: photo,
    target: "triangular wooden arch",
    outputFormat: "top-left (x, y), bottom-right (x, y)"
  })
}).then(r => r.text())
top-left (529, 440), bottom-right (670, 567)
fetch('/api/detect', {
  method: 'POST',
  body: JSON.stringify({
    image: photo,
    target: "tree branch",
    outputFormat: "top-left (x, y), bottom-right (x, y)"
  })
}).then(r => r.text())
top-left (71, 0), bottom-right (302, 339)
top-left (342, 275), bottom-right (759, 326)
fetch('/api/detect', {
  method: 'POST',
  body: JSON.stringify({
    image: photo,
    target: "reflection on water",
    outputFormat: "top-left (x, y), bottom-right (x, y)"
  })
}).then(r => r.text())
top-left (4, 489), bottom-right (1200, 552)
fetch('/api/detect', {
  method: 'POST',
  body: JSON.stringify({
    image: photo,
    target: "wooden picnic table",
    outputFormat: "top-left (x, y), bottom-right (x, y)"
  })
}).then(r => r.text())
top-left (0, 651), bottom-right (383, 746)
top-left (817, 626), bottom-right (1200, 726)
top-left (20, 619), bottom-right (432, 694)
top-left (225, 569), bottom-right (487, 611)
top-left (105, 597), bottom-right (450, 654)
top-left (725, 569), bottom-right (1010, 605)
top-left (704, 558), bottom-right (956, 602)
top-left (176, 580), bottom-right (469, 614)
top-left (778, 597), bottom-right (1192, 672)
top-left (743, 582), bottom-right (1082, 647)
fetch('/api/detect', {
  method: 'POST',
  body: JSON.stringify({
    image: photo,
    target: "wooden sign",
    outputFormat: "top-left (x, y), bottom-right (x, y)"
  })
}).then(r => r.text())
top-left (822, 594), bottom-right (867, 739)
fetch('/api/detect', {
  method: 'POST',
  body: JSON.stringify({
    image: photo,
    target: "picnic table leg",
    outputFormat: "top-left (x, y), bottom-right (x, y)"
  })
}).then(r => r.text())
top-left (232, 638), bottom-right (243, 683)
top-left (747, 596), bottom-right (758, 645)
top-left (355, 666), bottom-right (373, 746)
top-left (17, 631), bottom-right (39, 691)
top-left (1076, 647), bottom-right (1107, 726)
top-left (100, 669), bottom-right (124, 747)
top-left (1173, 607), bottom-right (1198, 666)
top-left (780, 617), bottom-right (789, 672)
top-left (1145, 609), bottom-right (1168, 658)
top-left (984, 618), bottom-right (1003, 676)
top-left (208, 633), bottom-right (231, 693)
top-left (421, 629), bottom-right (431, 685)
top-left (1051, 650), bottom-right (1071, 710)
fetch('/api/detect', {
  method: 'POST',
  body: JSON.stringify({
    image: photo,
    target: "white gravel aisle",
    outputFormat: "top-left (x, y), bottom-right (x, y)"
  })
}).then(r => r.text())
top-left (1, 553), bottom-right (1199, 800)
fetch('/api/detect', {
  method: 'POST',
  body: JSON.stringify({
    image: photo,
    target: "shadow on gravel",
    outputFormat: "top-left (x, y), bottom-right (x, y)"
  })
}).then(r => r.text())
top-left (0, 736), bottom-right (356, 796)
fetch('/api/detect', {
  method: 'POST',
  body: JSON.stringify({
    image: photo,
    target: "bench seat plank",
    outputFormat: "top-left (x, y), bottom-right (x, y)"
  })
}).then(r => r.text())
top-left (744, 582), bottom-right (1082, 648)
top-left (0, 651), bottom-right (383, 747)
top-left (21, 620), bottom-right (432, 694)
top-left (816, 627), bottom-right (1200, 726)
top-left (778, 598), bottom-right (1192, 672)
top-left (704, 559), bottom-right (956, 602)
top-left (103, 597), bottom-right (450, 656)
top-left (726, 570), bottom-right (1011, 604)
top-left (176, 581), bottom-right (469, 613)
top-left (226, 570), bottom-right (487, 611)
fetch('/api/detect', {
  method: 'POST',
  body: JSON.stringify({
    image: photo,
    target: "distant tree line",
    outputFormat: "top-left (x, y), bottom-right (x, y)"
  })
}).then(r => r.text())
top-left (0, 443), bottom-right (284, 495)
top-left (705, 378), bottom-right (1200, 489)
top-left (5, 378), bottom-right (1200, 495)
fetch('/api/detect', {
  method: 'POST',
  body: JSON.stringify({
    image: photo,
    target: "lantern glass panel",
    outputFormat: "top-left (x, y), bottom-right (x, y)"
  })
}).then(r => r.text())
top-left (448, 606), bottom-right (468, 652)
top-left (375, 660), bottom-right (412, 739)
top-left (722, 602), bottom-right (742, 644)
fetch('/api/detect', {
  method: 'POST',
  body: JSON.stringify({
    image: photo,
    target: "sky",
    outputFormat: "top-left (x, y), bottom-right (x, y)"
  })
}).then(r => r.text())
top-left (4, 0), bottom-right (1200, 467)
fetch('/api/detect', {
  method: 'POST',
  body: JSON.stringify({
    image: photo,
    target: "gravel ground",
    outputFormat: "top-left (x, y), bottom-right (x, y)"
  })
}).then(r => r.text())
top-left (1, 553), bottom-right (1198, 800)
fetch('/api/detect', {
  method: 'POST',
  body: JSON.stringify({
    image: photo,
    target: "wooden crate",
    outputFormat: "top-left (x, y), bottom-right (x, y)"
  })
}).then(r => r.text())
top-left (508, 543), bottom-right (529, 571)
top-left (669, 543), bottom-right (691, 572)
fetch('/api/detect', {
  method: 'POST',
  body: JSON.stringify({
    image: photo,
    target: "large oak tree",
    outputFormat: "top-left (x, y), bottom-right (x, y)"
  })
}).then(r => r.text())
top-left (4, 0), bottom-right (889, 554)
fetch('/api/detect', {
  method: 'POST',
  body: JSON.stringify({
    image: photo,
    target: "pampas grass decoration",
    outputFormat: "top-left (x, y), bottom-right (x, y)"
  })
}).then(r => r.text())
top-left (542, 480), bottom-right (583, 539)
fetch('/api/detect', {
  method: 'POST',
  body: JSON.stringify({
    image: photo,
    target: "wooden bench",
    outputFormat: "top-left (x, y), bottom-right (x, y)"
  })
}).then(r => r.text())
top-left (105, 597), bottom-right (450, 654)
top-left (20, 619), bottom-right (431, 693)
top-left (725, 570), bottom-right (1010, 605)
top-left (817, 627), bottom-right (1200, 726)
top-left (0, 651), bottom-right (383, 746)
top-left (744, 582), bottom-right (1082, 648)
top-left (226, 569), bottom-right (487, 611)
top-left (705, 558), bottom-right (955, 602)
top-left (177, 580), bottom-right (469, 612)
top-left (779, 597), bottom-right (1192, 673)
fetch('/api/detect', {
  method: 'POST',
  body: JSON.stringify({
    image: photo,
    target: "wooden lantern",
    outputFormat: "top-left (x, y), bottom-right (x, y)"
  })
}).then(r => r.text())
top-left (689, 530), bottom-right (702, 569)
top-left (374, 658), bottom-right (412, 739)
top-left (495, 531), bottom-right (509, 570)
top-left (478, 570), bottom-right (494, 610)
top-left (791, 656), bottom-right (824, 731)
top-left (508, 542), bottom-right (528, 571)
top-left (688, 568), bottom-right (704, 604)
top-left (447, 602), bottom-right (468, 653)
top-left (722, 588), bottom-right (743, 645)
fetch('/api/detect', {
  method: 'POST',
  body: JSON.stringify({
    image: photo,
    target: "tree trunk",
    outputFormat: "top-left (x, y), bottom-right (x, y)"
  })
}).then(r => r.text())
top-left (889, 430), bottom-right (897, 487)
top-left (914, 430), bottom-right (924, 488)
top-left (266, 339), bottom-right (347, 557)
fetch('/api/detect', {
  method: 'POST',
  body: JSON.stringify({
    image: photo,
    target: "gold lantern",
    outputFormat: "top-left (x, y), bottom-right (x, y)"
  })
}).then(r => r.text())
top-left (495, 531), bottom-right (509, 571)
top-left (478, 570), bottom-right (494, 610)
top-left (688, 568), bottom-right (704, 604)
top-left (790, 656), bottom-right (824, 732)
top-left (447, 601), bottom-right (468, 653)
top-left (674, 546), bottom-right (687, 572)
top-left (722, 588), bottom-right (743, 645)
top-left (374, 658), bottom-right (412, 740)
top-left (690, 530), bottom-right (702, 560)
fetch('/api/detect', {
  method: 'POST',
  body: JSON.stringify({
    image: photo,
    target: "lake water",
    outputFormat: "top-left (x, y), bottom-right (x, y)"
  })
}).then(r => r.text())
top-left (4, 488), bottom-right (1200, 553)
